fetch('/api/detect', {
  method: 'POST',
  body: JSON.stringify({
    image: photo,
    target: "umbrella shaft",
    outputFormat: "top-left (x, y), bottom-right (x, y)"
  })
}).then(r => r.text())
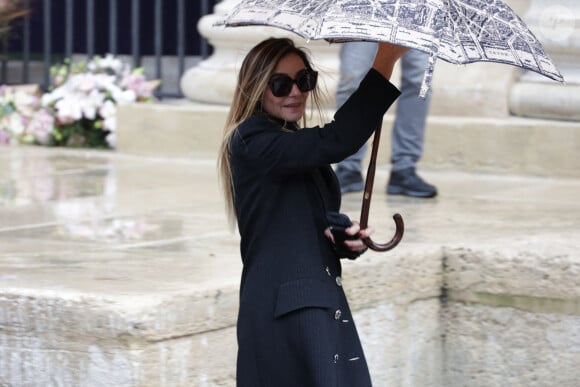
top-left (359, 122), bottom-right (382, 229)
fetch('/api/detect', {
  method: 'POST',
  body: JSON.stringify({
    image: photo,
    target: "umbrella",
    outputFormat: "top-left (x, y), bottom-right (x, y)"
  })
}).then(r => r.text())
top-left (217, 0), bottom-right (564, 252)
top-left (218, 0), bottom-right (564, 96)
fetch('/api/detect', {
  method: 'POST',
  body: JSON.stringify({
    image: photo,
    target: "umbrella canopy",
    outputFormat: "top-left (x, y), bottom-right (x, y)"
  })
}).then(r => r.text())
top-left (218, 0), bottom-right (564, 96)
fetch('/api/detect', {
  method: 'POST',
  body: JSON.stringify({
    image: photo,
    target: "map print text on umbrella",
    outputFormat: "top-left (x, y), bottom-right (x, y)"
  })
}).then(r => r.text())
top-left (219, 0), bottom-right (565, 96)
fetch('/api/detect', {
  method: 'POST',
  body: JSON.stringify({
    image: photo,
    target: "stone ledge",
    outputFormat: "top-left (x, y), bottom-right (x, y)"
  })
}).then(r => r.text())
top-left (117, 101), bottom-right (580, 178)
top-left (444, 237), bottom-right (580, 302)
top-left (116, 101), bottom-right (229, 159)
top-left (3, 239), bottom-right (579, 386)
top-left (421, 116), bottom-right (580, 178)
top-left (451, 291), bottom-right (580, 316)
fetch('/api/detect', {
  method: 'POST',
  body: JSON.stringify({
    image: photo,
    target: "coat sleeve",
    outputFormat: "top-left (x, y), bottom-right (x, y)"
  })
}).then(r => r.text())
top-left (231, 69), bottom-right (401, 177)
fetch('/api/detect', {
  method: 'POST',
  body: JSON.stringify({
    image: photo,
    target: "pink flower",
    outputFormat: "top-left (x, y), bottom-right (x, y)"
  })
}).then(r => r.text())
top-left (121, 71), bottom-right (154, 100)
top-left (0, 130), bottom-right (10, 145)
top-left (27, 108), bottom-right (54, 145)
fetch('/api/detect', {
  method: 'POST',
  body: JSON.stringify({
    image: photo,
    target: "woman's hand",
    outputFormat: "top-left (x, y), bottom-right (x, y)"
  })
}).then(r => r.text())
top-left (325, 221), bottom-right (375, 252)
top-left (372, 42), bottom-right (410, 81)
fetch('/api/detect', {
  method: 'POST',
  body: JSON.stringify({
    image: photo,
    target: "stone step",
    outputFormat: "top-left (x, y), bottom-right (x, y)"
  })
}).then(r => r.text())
top-left (117, 101), bottom-right (580, 178)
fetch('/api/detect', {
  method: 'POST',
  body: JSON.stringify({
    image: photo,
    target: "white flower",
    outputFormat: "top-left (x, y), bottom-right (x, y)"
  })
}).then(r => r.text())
top-left (81, 89), bottom-right (106, 120)
top-left (88, 53), bottom-right (124, 75)
top-left (55, 96), bottom-right (83, 123)
top-left (74, 73), bottom-right (98, 93)
top-left (117, 89), bottom-right (137, 104)
top-left (7, 113), bottom-right (26, 135)
top-left (0, 85), bottom-right (14, 105)
top-left (106, 132), bottom-right (116, 148)
top-left (41, 85), bottom-right (68, 107)
top-left (100, 54), bottom-right (124, 73)
top-left (100, 81), bottom-right (136, 104)
top-left (0, 115), bottom-right (11, 131)
top-left (89, 73), bottom-right (115, 92)
top-left (99, 99), bottom-right (117, 131)
top-left (13, 91), bottom-right (39, 117)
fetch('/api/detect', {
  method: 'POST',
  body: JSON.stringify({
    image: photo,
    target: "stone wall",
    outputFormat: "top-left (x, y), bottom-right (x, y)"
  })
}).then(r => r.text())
top-left (442, 238), bottom-right (580, 387)
top-left (3, 241), bottom-right (579, 386)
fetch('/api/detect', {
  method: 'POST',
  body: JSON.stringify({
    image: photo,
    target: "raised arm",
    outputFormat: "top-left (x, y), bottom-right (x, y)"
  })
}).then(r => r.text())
top-left (372, 42), bottom-right (409, 81)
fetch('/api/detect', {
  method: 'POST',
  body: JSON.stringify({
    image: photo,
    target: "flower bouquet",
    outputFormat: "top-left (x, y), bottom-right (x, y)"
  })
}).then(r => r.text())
top-left (41, 54), bottom-right (159, 148)
top-left (0, 54), bottom-right (159, 148)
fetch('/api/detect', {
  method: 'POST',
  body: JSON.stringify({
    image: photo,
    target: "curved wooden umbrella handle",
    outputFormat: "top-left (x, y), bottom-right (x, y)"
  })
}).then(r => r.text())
top-left (359, 122), bottom-right (404, 252)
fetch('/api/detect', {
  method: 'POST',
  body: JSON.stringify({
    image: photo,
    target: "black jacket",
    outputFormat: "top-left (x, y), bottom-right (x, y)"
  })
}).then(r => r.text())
top-left (229, 69), bottom-right (401, 387)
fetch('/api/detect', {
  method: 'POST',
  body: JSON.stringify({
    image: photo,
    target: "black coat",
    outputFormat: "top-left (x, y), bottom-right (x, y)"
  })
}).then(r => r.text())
top-left (230, 69), bottom-right (401, 387)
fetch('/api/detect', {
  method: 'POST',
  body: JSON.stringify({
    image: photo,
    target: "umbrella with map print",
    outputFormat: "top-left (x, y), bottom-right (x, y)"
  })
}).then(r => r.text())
top-left (216, 0), bottom-right (564, 252)
top-left (218, 0), bottom-right (564, 96)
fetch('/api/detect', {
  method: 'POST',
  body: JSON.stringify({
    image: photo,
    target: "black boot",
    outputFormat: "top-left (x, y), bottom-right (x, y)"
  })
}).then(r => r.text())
top-left (387, 167), bottom-right (437, 198)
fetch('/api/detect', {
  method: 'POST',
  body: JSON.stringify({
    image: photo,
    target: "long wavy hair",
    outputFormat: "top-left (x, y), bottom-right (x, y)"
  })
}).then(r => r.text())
top-left (218, 37), bottom-right (325, 229)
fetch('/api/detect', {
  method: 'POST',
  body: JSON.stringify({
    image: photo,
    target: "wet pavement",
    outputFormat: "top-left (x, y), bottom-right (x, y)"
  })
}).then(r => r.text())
top-left (0, 147), bottom-right (240, 298)
top-left (1, 145), bottom-right (579, 296)
top-left (2, 145), bottom-right (580, 386)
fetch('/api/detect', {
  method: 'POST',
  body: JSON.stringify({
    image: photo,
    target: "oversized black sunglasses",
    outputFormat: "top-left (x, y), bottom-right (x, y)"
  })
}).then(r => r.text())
top-left (268, 69), bottom-right (318, 97)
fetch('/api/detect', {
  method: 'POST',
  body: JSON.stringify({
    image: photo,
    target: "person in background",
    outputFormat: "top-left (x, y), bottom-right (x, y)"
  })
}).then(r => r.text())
top-left (334, 42), bottom-right (437, 198)
top-left (218, 37), bottom-right (407, 386)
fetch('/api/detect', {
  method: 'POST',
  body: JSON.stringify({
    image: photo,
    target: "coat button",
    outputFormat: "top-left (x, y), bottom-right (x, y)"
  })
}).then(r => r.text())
top-left (334, 309), bottom-right (342, 320)
top-left (333, 354), bottom-right (339, 363)
top-left (335, 276), bottom-right (342, 287)
top-left (325, 266), bottom-right (331, 277)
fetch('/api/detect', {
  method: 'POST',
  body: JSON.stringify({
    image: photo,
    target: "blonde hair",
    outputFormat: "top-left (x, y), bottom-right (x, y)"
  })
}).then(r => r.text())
top-left (218, 38), bottom-right (324, 229)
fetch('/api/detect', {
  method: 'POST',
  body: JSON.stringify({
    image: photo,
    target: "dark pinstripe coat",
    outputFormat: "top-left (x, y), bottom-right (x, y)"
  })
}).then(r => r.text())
top-left (229, 69), bottom-right (400, 387)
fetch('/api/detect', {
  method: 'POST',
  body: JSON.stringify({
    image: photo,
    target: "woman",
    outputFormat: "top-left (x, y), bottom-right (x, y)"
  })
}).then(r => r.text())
top-left (219, 37), bottom-right (406, 386)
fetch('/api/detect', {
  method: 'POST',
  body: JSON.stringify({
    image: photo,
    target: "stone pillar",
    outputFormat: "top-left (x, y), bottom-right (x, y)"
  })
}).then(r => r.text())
top-left (509, 0), bottom-right (580, 121)
top-left (180, 0), bottom-right (340, 108)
